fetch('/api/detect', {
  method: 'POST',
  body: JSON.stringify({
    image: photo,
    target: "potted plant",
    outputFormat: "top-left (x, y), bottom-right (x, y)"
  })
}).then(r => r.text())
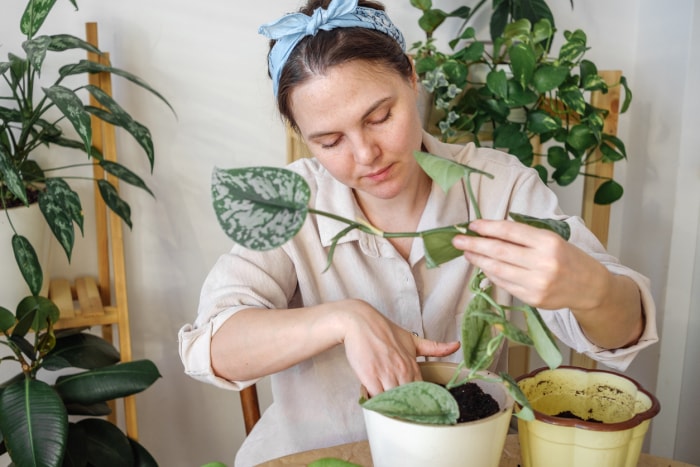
top-left (410, 0), bottom-right (631, 205)
top-left (0, 294), bottom-right (162, 466)
top-left (0, 0), bottom-right (174, 306)
top-left (210, 151), bottom-right (568, 466)
top-left (515, 366), bottom-right (660, 467)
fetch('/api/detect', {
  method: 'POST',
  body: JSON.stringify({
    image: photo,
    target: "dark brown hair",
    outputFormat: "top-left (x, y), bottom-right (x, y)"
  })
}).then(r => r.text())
top-left (268, 0), bottom-right (412, 131)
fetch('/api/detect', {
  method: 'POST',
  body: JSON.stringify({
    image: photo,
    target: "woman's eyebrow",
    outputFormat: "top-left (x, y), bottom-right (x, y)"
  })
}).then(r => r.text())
top-left (307, 97), bottom-right (392, 140)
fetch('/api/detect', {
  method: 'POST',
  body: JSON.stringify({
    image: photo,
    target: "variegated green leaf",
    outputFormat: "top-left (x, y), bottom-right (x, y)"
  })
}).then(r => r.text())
top-left (11, 234), bottom-right (43, 295)
top-left (48, 34), bottom-right (101, 54)
top-left (59, 60), bottom-right (175, 115)
top-left (100, 160), bottom-right (154, 196)
top-left (523, 305), bottom-right (562, 369)
top-left (211, 167), bottom-right (310, 251)
top-left (462, 291), bottom-right (494, 369)
top-left (470, 310), bottom-right (533, 346)
top-left (39, 188), bottom-right (75, 259)
top-left (46, 178), bottom-right (84, 233)
top-left (509, 212), bottom-right (570, 240)
top-left (361, 381), bottom-right (459, 425)
top-left (97, 179), bottom-right (132, 229)
top-left (0, 148), bottom-right (29, 205)
top-left (43, 85), bottom-right (92, 154)
top-left (22, 35), bottom-right (51, 73)
top-left (20, 0), bottom-right (59, 37)
top-left (501, 372), bottom-right (534, 420)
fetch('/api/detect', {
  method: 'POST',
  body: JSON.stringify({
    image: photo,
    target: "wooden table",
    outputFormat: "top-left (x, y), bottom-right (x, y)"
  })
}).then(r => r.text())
top-left (258, 434), bottom-right (698, 467)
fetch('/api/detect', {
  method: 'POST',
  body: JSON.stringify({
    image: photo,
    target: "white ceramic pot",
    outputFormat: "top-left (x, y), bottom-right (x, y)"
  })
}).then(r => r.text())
top-left (516, 366), bottom-right (661, 467)
top-left (362, 361), bottom-right (514, 467)
top-left (0, 202), bottom-right (52, 309)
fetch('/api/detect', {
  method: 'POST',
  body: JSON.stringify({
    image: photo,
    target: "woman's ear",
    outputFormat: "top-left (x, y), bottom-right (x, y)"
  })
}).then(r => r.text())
top-left (407, 54), bottom-right (419, 93)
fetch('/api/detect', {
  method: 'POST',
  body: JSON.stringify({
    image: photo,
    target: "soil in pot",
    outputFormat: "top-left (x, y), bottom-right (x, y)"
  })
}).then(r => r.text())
top-left (448, 382), bottom-right (500, 423)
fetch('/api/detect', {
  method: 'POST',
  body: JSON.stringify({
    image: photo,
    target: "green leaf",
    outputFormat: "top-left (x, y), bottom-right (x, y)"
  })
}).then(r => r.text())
top-left (76, 418), bottom-right (133, 466)
top-left (39, 183), bottom-right (77, 260)
top-left (0, 148), bottom-right (29, 205)
top-left (211, 166), bottom-right (310, 251)
top-left (557, 86), bottom-right (586, 116)
top-left (566, 124), bottom-right (599, 155)
top-left (418, 9), bottom-right (447, 34)
top-left (16, 295), bottom-right (60, 333)
top-left (21, 0), bottom-right (59, 37)
top-left (501, 372), bottom-right (534, 420)
top-left (558, 29), bottom-right (587, 64)
top-left (413, 151), bottom-right (492, 193)
top-left (23, 35), bottom-right (52, 73)
top-left (493, 123), bottom-right (529, 151)
top-left (59, 60), bottom-right (175, 116)
top-left (462, 292), bottom-right (494, 369)
top-left (0, 307), bottom-right (15, 332)
top-left (130, 437), bottom-right (159, 467)
top-left (48, 34), bottom-right (101, 55)
top-left (552, 158), bottom-right (581, 186)
top-left (55, 359), bottom-right (161, 404)
top-left (0, 378), bottom-right (68, 467)
top-left (523, 305), bottom-right (562, 369)
top-left (361, 381), bottom-right (458, 425)
top-left (42, 332), bottom-right (121, 371)
top-left (43, 85), bottom-right (92, 155)
top-left (97, 179), bottom-right (133, 229)
top-left (600, 134), bottom-right (627, 162)
top-left (100, 160), bottom-right (154, 196)
top-left (546, 146), bottom-right (568, 169)
top-left (11, 234), bottom-right (43, 295)
top-left (64, 401), bottom-right (112, 416)
top-left (594, 179), bottom-right (623, 205)
top-left (508, 43), bottom-right (536, 89)
top-left (508, 213), bottom-right (570, 241)
top-left (309, 459), bottom-right (362, 467)
top-left (620, 76), bottom-right (633, 113)
top-left (421, 224), bottom-right (471, 268)
top-left (486, 69), bottom-right (508, 99)
top-left (441, 60), bottom-right (468, 88)
top-left (527, 110), bottom-right (560, 134)
top-left (532, 65), bottom-right (569, 93)
top-left (470, 310), bottom-right (533, 346)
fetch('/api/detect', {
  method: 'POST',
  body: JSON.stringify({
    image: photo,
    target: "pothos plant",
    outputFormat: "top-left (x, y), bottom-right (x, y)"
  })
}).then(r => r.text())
top-left (210, 150), bottom-right (568, 424)
top-left (410, 0), bottom-right (631, 204)
top-left (1, 0), bottom-right (174, 296)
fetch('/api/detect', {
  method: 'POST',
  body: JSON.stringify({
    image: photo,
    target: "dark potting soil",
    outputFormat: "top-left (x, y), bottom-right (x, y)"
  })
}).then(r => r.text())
top-left (448, 382), bottom-right (500, 423)
top-left (554, 410), bottom-right (603, 423)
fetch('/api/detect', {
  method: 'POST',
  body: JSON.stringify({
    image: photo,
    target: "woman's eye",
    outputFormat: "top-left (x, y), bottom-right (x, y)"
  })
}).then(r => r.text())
top-left (320, 138), bottom-right (340, 149)
top-left (369, 110), bottom-right (392, 125)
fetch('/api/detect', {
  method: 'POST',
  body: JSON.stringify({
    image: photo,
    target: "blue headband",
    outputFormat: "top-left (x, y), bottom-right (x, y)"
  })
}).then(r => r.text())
top-left (259, 0), bottom-right (406, 97)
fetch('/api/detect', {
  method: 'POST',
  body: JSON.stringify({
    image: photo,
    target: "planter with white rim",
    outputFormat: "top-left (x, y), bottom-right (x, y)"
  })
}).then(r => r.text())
top-left (362, 361), bottom-right (514, 467)
top-left (515, 366), bottom-right (661, 467)
top-left (0, 202), bottom-right (52, 309)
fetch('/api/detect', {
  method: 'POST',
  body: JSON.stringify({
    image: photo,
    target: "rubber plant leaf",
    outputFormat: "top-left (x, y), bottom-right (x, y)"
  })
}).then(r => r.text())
top-left (76, 418), bottom-right (132, 466)
top-left (211, 166), bottom-right (310, 251)
top-left (130, 437), bottom-right (159, 467)
top-left (42, 332), bottom-right (121, 371)
top-left (16, 295), bottom-right (59, 332)
top-left (11, 234), bottom-right (42, 296)
top-left (20, 0), bottom-right (59, 37)
top-left (0, 307), bottom-right (15, 332)
top-left (59, 60), bottom-right (175, 115)
top-left (97, 179), bottom-right (132, 229)
top-left (0, 378), bottom-right (68, 467)
top-left (361, 381), bottom-right (459, 425)
top-left (54, 359), bottom-right (161, 404)
top-left (43, 85), bottom-right (92, 155)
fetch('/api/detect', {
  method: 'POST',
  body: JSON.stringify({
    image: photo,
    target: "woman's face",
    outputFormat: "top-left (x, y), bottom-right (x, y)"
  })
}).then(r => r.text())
top-left (289, 60), bottom-right (425, 201)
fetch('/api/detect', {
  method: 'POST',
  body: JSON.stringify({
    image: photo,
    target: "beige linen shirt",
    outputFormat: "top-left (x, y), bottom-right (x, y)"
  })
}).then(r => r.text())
top-left (178, 131), bottom-right (658, 467)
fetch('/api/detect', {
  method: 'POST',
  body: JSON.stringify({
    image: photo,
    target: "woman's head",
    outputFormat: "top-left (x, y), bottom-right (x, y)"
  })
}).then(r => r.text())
top-left (259, 0), bottom-right (413, 131)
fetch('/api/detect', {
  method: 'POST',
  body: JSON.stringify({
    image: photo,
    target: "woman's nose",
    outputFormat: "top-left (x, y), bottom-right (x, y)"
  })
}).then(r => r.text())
top-left (351, 133), bottom-right (380, 165)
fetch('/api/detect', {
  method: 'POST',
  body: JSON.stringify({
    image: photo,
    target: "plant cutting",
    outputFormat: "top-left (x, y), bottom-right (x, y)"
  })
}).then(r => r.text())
top-left (0, 294), bottom-right (161, 466)
top-left (0, 0), bottom-right (174, 300)
top-left (410, 0), bottom-right (631, 204)
top-left (211, 150), bottom-right (569, 426)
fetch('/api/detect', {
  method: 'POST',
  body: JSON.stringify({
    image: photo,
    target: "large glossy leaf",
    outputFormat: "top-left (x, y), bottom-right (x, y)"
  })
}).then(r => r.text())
top-left (361, 381), bottom-right (459, 425)
top-left (20, 0), bottom-right (59, 37)
top-left (0, 307), bottom-right (15, 332)
top-left (129, 437), bottom-right (159, 467)
top-left (97, 179), bottom-right (133, 229)
top-left (42, 333), bottom-right (120, 371)
top-left (211, 166), bottom-right (310, 251)
top-left (59, 60), bottom-right (175, 115)
top-left (523, 305), bottom-right (562, 369)
top-left (594, 179), bottom-right (623, 205)
top-left (16, 295), bottom-right (60, 333)
top-left (12, 234), bottom-right (43, 296)
top-left (43, 85), bottom-right (92, 154)
top-left (76, 418), bottom-right (133, 466)
top-left (54, 360), bottom-right (161, 404)
top-left (0, 378), bottom-right (68, 467)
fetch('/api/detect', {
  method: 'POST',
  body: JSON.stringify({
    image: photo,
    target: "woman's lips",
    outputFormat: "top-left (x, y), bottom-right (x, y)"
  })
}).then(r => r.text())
top-left (365, 164), bottom-right (393, 182)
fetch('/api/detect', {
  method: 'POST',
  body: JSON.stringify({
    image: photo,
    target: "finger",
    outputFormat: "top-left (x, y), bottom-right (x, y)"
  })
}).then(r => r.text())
top-left (415, 339), bottom-right (461, 358)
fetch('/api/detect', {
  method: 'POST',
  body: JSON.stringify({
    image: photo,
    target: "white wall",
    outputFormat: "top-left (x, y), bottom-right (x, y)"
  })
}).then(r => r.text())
top-left (1, 1), bottom-right (698, 465)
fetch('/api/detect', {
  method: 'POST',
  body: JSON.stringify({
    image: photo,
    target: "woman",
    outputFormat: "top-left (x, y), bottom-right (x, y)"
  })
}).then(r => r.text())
top-left (178, 1), bottom-right (658, 465)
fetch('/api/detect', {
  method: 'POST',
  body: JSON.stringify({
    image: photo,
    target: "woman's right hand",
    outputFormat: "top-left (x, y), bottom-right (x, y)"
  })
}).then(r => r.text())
top-left (337, 299), bottom-right (460, 397)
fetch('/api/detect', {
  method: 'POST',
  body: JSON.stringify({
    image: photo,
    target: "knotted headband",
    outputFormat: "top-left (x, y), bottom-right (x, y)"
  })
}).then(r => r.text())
top-left (258, 0), bottom-right (406, 97)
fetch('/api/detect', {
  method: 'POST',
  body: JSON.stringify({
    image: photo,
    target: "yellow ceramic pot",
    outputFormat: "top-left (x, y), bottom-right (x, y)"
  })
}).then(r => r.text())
top-left (516, 366), bottom-right (661, 467)
top-left (362, 361), bottom-right (514, 467)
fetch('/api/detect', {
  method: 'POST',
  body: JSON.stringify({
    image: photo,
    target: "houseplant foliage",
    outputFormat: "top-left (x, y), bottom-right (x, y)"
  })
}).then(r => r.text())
top-left (410, 0), bottom-right (631, 204)
top-left (210, 150), bottom-right (568, 424)
top-left (0, 295), bottom-right (161, 467)
top-left (0, 0), bottom-right (174, 296)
